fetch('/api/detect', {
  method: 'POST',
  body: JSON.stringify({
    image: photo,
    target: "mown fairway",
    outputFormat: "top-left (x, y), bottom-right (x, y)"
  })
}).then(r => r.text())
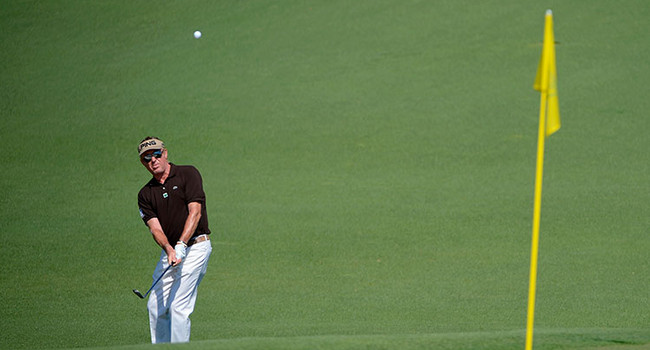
top-left (1, 1), bottom-right (648, 349)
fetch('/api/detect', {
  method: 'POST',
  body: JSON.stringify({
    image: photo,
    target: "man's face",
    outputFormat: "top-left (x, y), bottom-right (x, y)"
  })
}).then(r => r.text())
top-left (140, 148), bottom-right (169, 176)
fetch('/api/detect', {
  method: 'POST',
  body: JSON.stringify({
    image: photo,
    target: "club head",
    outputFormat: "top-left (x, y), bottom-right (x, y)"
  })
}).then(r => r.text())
top-left (132, 289), bottom-right (145, 299)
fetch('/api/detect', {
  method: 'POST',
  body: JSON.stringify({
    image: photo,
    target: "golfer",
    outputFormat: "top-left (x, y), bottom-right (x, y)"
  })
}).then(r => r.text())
top-left (136, 137), bottom-right (212, 343)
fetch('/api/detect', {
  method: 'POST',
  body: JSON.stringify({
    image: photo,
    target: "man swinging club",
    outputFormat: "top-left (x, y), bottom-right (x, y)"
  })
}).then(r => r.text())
top-left (136, 137), bottom-right (212, 343)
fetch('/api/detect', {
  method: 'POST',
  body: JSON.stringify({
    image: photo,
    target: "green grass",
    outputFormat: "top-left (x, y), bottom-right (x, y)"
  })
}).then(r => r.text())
top-left (58, 329), bottom-right (650, 350)
top-left (1, 0), bottom-right (649, 349)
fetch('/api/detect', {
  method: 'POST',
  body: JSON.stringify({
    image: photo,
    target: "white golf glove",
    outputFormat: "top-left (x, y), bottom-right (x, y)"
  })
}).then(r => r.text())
top-left (175, 241), bottom-right (187, 261)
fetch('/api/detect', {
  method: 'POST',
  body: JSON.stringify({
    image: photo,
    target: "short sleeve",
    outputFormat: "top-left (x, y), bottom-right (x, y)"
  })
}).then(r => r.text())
top-left (138, 187), bottom-right (157, 225)
top-left (183, 166), bottom-right (206, 205)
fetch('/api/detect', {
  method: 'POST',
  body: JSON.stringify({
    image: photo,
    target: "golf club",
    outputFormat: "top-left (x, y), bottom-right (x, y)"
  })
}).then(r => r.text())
top-left (133, 263), bottom-right (174, 299)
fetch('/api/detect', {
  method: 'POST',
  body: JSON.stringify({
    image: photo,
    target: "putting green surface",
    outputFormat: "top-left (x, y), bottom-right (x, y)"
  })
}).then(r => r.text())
top-left (1, 1), bottom-right (648, 349)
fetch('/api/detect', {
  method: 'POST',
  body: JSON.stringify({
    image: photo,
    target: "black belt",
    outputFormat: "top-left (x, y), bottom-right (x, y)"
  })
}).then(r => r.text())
top-left (188, 234), bottom-right (210, 247)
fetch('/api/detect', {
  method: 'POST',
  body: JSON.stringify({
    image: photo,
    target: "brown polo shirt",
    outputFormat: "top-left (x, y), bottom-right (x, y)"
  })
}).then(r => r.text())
top-left (138, 163), bottom-right (210, 244)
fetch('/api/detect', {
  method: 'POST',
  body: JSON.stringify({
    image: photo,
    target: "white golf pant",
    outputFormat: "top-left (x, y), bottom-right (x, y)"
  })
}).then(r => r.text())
top-left (148, 239), bottom-right (211, 343)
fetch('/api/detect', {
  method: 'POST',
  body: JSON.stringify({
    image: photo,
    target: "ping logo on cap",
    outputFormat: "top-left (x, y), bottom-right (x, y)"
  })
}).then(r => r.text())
top-left (138, 138), bottom-right (165, 156)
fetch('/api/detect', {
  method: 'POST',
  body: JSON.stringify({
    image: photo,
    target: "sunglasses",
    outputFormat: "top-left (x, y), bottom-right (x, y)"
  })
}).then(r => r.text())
top-left (142, 150), bottom-right (163, 163)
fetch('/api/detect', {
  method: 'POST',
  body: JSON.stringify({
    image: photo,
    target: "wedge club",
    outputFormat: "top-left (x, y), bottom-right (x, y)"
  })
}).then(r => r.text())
top-left (133, 263), bottom-right (174, 299)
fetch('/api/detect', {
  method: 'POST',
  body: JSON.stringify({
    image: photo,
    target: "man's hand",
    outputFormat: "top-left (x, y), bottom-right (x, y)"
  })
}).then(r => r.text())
top-left (174, 241), bottom-right (187, 264)
top-left (166, 245), bottom-right (177, 266)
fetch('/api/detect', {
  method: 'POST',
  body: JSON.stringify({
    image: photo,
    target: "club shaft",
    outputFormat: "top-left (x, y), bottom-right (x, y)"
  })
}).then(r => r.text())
top-left (143, 263), bottom-right (174, 298)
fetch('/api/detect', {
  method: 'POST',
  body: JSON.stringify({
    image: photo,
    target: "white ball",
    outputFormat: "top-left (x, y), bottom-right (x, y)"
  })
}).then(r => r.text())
top-left (193, 30), bottom-right (202, 39)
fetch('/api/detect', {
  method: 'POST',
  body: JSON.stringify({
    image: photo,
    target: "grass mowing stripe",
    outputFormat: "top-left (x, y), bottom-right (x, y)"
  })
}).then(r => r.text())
top-left (57, 329), bottom-right (650, 350)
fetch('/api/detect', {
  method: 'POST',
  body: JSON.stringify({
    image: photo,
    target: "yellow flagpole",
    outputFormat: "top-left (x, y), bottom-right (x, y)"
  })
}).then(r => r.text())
top-left (525, 9), bottom-right (555, 350)
top-left (525, 83), bottom-right (547, 350)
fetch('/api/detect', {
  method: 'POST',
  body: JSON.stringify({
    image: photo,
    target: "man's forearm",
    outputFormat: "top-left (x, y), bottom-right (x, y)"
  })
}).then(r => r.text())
top-left (178, 202), bottom-right (202, 244)
top-left (151, 228), bottom-right (174, 255)
top-left (146, 217), bottom-right (175, 257)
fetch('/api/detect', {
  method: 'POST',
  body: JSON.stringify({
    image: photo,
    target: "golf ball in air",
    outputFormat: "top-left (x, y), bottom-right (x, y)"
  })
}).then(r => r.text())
top-left (193, 31), bottom-right (202, 39)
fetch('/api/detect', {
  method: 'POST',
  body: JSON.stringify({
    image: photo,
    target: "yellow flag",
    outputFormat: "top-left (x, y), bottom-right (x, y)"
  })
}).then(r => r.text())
top-left (534, 10), bottom-right (560, 136)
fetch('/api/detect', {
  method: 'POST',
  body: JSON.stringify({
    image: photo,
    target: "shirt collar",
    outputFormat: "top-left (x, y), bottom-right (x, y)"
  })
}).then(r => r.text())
top-left (167, 163), bottom-right (177, 178)
top-left (148, 163), bottom-right (176, 186)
